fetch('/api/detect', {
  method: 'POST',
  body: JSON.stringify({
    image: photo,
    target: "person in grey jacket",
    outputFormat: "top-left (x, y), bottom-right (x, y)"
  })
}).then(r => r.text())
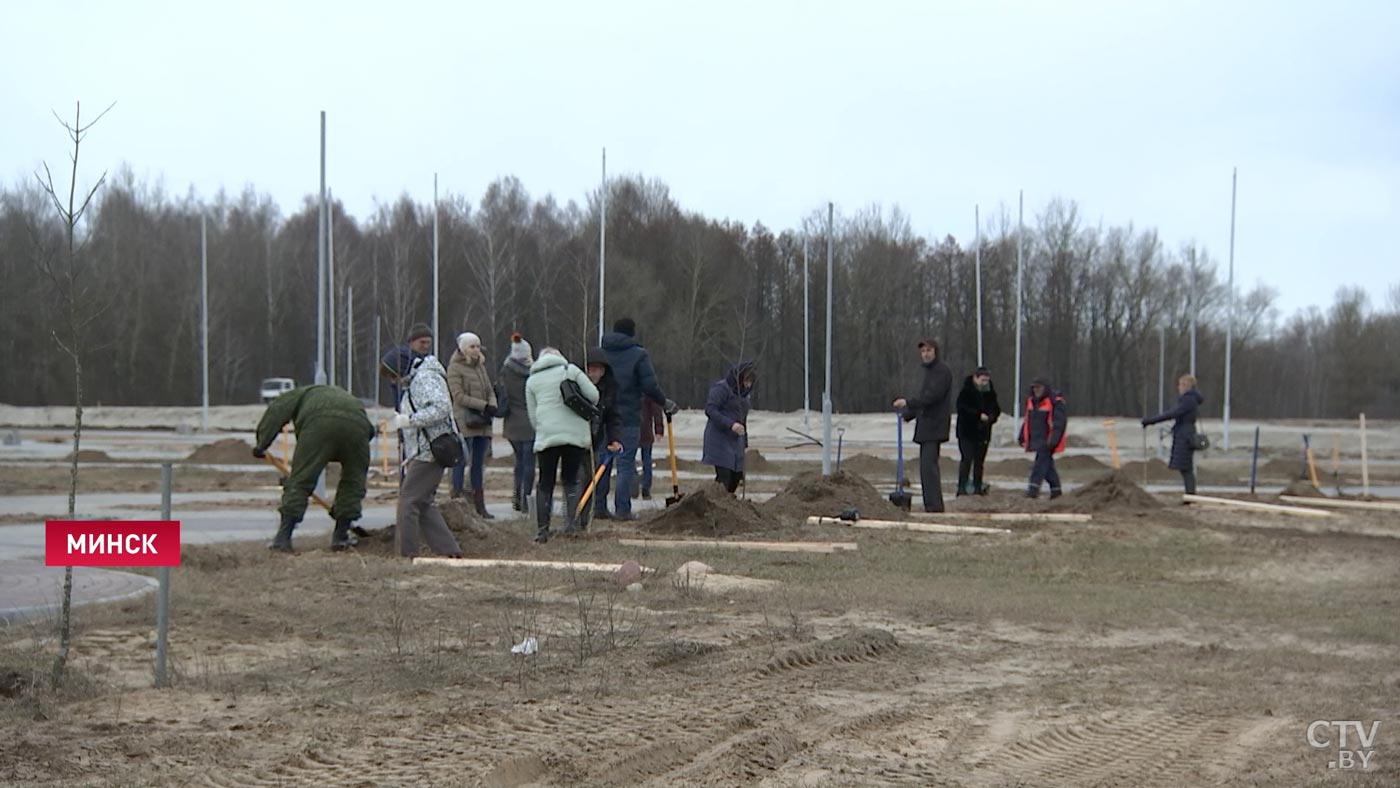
top-left (1142, 374), bottom-right (1205, 494)
top-left (892, 339), bottom-right (954, 512)
top-left (387, 354), bottom-right (464, 558)
top-left (499, 333), bottom-right (536, 513)
top-left (702, 361), bottom-right (756, 494)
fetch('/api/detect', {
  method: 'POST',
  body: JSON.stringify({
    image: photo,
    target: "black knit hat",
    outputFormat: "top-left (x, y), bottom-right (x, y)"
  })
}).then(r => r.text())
top-left (613, 317), bottom-right (636, 337)
top-left (407, 323), bottom-right (433, 342)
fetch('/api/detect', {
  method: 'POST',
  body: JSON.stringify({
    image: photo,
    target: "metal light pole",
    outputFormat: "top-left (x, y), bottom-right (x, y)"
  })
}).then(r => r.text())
top-left (974, 204), bottom-right (983, 366)
top-left (1189, 248), bottom-right (1197, 377)
top-left (1224, 167), bottom-right (1237, 450)
top-left (822, 202), bottom-right (834, 475)
top-left (327, 189), bottom-right (336, 387)
top-left (200, 215), bottom-right (208, 431)
top-left (315, 111), bottom-right (327, 385)
top-left (1014, 190), bottom-right (1024, 422)
top-left (432, 174), bottom-right (439, 359)
top-left (1158, 325), bottom-right (1166, 413)
top-left (803, 237), bottom-right (810, 429)
top-left (345, 286), bottom-right (353, 399)
top-left (598, 147), bottom-right (607, 341)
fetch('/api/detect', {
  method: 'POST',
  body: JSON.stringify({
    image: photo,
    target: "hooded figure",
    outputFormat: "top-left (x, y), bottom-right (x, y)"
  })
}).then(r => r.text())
top-left (600, 318), bottom-right (676, 520)
top-left (703, 361), bottom-right (756, 494)
top-left (582, 346), bottom-right (624, 522)
top-left (525, 348), bottom-right (599, 543)
top-left (1019, 376), bottom-right (1067, 499)
top-left (1143, 374), bottom-right (1205, 494)
top-left (386, 354), bottom-right (465, 558)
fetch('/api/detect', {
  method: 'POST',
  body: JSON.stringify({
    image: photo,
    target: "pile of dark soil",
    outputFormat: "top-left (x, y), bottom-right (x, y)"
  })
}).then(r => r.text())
top-left (838, 454), bottom-right (896, 478)
top-left (1259, 457), bottom-right (1305, 480)
top-left (1063, 433), bottom-right (1097, 449)
top-left (186, 438), bottom-right (260, 464)
top-left (1120, 458), bottom-right (1236, 486)
top-left (1053, 472), bottom-right (1163, 513)
top-left (983, 457), bottom-right (1032, 478)
top-left (743, 449), bottom-right (775, 472)
top-left (764, 470), bottom-right (905, 521)
top-left (643, 484), bottom-right (774, 537)
top-left (64, 449), bottom-right (113, 462)
top-left (1056, 454), bottom-right (1108, 473)
top-left (359, 498), bottom-right (529, 556)
top-left (1280, 479), bottom-right (1324, 498)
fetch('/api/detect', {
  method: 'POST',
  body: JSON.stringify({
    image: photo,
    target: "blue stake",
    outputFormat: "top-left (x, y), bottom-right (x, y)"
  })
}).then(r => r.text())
top-left (1249, 426), bottom-right (1260, 495)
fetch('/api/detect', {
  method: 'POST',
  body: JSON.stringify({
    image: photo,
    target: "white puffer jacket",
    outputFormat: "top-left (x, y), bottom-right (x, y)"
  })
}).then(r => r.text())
top-left (399, 355), bottom-right (458, 464)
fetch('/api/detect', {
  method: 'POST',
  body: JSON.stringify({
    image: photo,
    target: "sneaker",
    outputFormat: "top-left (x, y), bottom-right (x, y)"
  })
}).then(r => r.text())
top-left (641, 489), bottom-right (652, 500)
top-left (614, 512), bottom-right (639, 522)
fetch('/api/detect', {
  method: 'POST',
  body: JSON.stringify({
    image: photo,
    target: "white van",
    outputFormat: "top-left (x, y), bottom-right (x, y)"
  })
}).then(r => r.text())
top-left (259, 377), bottom-right (296, 403)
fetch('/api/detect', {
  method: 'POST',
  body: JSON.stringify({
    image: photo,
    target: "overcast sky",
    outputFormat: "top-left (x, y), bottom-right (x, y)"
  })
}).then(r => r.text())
top-left (4, 0), bottom-right (1397, 318)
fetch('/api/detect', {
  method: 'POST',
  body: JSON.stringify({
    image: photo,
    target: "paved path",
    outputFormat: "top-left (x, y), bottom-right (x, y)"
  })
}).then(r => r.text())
top-left (0, 562), bottom-right (158, 625)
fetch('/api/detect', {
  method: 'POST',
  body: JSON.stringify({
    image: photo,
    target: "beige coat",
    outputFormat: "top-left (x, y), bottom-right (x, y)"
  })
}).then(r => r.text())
top-left (447, 349), bottom-right (497, 438)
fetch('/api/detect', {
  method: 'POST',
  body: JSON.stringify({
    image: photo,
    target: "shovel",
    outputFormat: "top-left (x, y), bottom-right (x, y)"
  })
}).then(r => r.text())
top-left (888, 409), bottom-right (913, 512)
top-left (261, 453), bottom-right (369, 536)
top-left (575, 450), bottom-right (617, 519)
top-left (665, 412), bottom-right (684, 507)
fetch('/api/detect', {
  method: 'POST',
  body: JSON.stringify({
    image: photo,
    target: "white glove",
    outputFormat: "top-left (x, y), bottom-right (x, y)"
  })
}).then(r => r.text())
top-left (389, 413), bottom-right (413, 431)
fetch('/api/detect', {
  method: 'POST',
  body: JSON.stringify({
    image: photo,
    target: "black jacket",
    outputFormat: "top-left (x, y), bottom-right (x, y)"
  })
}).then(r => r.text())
top-left (586, 347), bottom-right (622, 449)
top-left (955, 376), bottom-right (1002, 442)
top-left (1021, 379), bottom-right (1067, 453)
top-left (903, 358), bottom-right (954, 444)
top-left (1144, 388), bottom-right (1204, 472)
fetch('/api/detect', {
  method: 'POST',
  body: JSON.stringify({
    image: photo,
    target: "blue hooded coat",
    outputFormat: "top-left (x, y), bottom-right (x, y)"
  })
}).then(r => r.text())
top-left (702, 361), bottom-right (755, 472)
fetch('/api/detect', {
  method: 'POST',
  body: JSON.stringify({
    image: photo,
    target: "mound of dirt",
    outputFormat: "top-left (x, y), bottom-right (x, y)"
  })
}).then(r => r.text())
top-left (744, 449), bottom-right (775, 472)
top-left (1259, 457), bottom-right (1305, 480)
top-left (186, 438), bottom-right (260, 464)
top-left (1055, 454), bottom-right (1108, 472)
top-left (838, 454), bottom-right (896, 478)
top-left (359, 498), bottom-right (527, 556)
top-left (1054, 471), bottom-right (1163, 513)
top-left (672, 457), bottom-right (708, 472)
top-left (1063, 433), bottom-right (1097, 449)
top-left (983, 457), bottom-right (1032, 478)
top-left (764, 470), bottom-right (905, 521)
top-left (1280, 479), bottom-right (1324, 498)
top-left (644, 484), bottom-right (773, 537)
top-left (64, 449), bottom-right (113, 462)
top-left (1119, 458), bottom-right (1237, 486)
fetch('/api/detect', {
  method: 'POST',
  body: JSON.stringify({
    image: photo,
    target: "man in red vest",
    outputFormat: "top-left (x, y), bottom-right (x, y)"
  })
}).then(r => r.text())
top-left (1018, 377), bottom-right (1067, 499)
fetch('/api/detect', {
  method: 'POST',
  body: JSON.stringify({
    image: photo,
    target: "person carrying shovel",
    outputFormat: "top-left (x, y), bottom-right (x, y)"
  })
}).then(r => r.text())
top-left (252, 385), bottom-right (377, 553)
top-left (573, 347), bottom-right (624, 532)
top-left (703, 361), bottom-right (757, 494)
top-left (892, 339), bottom-right (954, 513)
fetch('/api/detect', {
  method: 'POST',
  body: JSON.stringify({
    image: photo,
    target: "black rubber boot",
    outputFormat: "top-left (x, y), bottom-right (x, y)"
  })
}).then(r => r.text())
top-left (512, 488), bottom-right (523, 512)
top-left (534, 493), bottom-right (552, 543)
top-left (1025, 487), bottom-right (1039, 499)
top-left (561, 482), bottom-right (585, 535)
top-left (270, 515), bottom-right (297, 553)
top-left (1049, 488), bottom-right (1063, 500)
top-left (473, 488), bottom-right (496, 520)
top-left (330, 518), bottom-right (358, 551)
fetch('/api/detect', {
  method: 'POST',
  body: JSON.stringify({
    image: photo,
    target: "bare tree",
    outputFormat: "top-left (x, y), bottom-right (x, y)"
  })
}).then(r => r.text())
top-left (32, 100), bottom-right (113, 688)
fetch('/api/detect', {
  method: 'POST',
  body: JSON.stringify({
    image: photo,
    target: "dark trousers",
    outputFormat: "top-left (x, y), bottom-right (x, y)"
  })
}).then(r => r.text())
top-left (714, 466), bottom-right (745, 494)
top-left (1180, 470), bottom-right (1197, 495)
top-left (1028, 449), bottom-right (1061, 494)
top-left (640, 444), bottom-right (655, 492)
top-left (592, 440), bottom-right (613, 514)
top-left (918, 442), bottom-right (945, 513)
top-left (280, 423), bottom-right (369, 523)
top-left (536, 445), bottom-right (585, 534)
top-left (510, 439), bottom-right (536, 504)
top-left (451, 435), bottom-right (489, 492)
top-left (957, 437), bottom-right (990, 494)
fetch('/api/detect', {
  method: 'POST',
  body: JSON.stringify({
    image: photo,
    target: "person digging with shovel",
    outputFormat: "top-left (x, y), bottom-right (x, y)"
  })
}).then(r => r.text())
top-left (892, 339), bottom-right (953, 513)
top-left (253, 385), bottom-right (377, 553)
top-left (703, 360), bottom-right (756, 494)
top-left (574, 347), bottom-right (624, 532)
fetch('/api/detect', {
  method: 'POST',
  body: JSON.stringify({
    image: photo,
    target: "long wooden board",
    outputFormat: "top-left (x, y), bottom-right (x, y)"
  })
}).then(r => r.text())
top-left (1278, 495), bottom-right (1400, 513)
top-left (618, 539), bottom-right (857, 553)
top-left (1182, 494), bottom-right (1337, 518)
top-left (910, 512), bottom-right (1092, 523)
top-left (806, 516), bottom-right (1010, 535)
top-left (413, 558), bottom-right (650, 572)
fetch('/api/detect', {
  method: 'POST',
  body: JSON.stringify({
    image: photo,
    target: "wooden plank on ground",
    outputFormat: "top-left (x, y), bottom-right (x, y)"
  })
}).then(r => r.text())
top-left (1182, 494), bottom-right (1337, 518)
top-left (618, 538), bottom-right (857, 553)
top-left (806, 516), bottom-right (1010, 535)
top-left (1278, 495), bottom-right (1400, 513)
top-left (910, 512), bottom-right (1092, 523)
top-left (413, 558), bottom-right (650, 572)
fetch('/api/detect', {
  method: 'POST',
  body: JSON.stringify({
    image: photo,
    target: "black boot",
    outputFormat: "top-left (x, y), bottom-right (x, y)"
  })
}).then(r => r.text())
top-left (330, 518), bottom-right (358, 551)
top-left (561, 482), bottom-right (586, 535)
top-left (534, 493), bottom-right (552, 543)
top-left (512, 488), bottom-right (523, 512)
top-left (473, 488), bottom-right (496, 520)
top-left (270, 515), bottom-right (297, 553)
top-left (1049, 488), bottom-right (1063, 500)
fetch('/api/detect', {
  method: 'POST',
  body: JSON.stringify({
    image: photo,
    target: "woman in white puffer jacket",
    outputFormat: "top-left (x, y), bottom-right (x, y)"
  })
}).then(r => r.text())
top-left (389, 354), bottom-right (464, 558)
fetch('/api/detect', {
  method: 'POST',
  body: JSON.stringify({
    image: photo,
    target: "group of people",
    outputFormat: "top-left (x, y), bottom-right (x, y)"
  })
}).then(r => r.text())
top-left (252, 322), bottom-right (1206, 552)
top-left (893, 340), bottom-right (1206, 513)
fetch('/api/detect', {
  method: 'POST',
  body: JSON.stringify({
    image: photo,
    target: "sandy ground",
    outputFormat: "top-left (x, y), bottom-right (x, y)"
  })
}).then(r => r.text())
top-left (2, 409), bottom-right (1399, 786)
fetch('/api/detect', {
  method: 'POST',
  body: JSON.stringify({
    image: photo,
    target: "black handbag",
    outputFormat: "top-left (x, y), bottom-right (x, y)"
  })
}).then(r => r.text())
top-left (560, 376), bottom-right (599, 422)
top-left (1189, 432), bottom-right (1210, 451)
top-left (461, 408), bottom-right (492, 429)
top-left (428, 433), bottom-right (464, 468)
top-left (494, 382), bottom-right (510, 420)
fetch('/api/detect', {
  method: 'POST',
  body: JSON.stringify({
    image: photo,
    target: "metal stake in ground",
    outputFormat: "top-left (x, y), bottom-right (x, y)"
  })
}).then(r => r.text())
top-left (155, 463), bottom-right (172, 689)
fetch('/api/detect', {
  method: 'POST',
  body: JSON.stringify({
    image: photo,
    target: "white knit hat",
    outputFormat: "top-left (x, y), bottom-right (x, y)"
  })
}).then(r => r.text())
top-left (509, 332), bottom-right (533, 362)
top-left (457, 332), bottom-right (481, 353)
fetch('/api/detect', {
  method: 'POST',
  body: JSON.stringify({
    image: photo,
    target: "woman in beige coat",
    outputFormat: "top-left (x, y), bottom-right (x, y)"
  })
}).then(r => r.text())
top-left (447, 331), bottom-right (498, 518)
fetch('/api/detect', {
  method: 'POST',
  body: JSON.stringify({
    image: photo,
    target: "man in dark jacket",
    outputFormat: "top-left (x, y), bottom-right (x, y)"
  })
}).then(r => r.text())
top-left (703, 361), bottom-right (756, 494)
top-left (252, 385), bottom-right (377, 552)
top-left (600, 318), bottom-right (677, 520)
top-left (579, 346), bottom-right (624, 528)
top-left (1019, 377), bottom-right (1067, 499)
top-left (955, 366), bottom-right (1002, 496)
top-left (892, 339), bottom-right (954, 512)
top-left (1142, 373), bottom-right (1205, 495)
top-left (638, 396), bottom-right (666, 499)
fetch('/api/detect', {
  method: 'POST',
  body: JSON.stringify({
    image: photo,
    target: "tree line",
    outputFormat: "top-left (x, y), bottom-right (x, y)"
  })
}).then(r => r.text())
top-left (2, 169), bottom-right (1396, 419)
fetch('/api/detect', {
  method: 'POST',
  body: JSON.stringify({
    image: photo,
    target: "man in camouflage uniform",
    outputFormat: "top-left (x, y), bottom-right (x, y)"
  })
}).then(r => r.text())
top-left (253, 385), bottom-right (376, 552)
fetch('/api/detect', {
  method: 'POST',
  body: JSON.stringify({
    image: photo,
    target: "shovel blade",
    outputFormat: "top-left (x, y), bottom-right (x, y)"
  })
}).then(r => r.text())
top-left (665, 493), bottom-right (685, 507)
top-left (888, 491), bottom-right (913, 512)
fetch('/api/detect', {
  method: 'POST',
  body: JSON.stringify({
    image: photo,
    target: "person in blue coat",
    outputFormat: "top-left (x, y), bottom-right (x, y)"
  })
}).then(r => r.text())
top-left (601, 318), bottom-right (677, 519)
top-left (703, 361), bottom-right (756, 494)
top-left (1142, 374), bottom-right (1205, 495)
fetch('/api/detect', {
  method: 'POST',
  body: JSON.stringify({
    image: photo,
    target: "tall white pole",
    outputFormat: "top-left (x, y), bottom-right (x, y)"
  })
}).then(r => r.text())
top-left (803, 237), bottom-right (810, 429)
top-left (315, 111), bottom-right (326, 385)
top-left (346, 285), bottom-right (353, 399)
top-left (598, 147), bottom-right (607, 341)
top-left (200, 215), bottom-right (208, 431)
top-left (974, 204), bottom-right (983, 366)
top-left (327, 188), bottom-right (336, 387)
top-left (822, 203), bottom-right (834, 475)
top-left (1014, 190), bottom-right (1024, 422)
top-left (1189, 248), bottom-right (1197, 377)
top-left (1158, 325), bottom-right (1166, 413)
top-left (432, 174), bottom-right (440, 359)
top-left (1224, 167), bottom-right (1237, 451)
